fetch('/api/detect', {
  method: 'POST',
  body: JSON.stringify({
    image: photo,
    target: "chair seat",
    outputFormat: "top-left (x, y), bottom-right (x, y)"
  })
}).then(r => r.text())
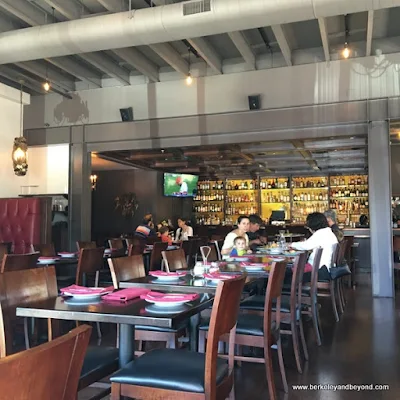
top-left (240, 295), bottom-right (291, 313)
top-left (110, 348), bottom-right (228, 393)
top-left (200, 314), bottom-right (277, 337)
top-left (135, 320), bottom-right (187, 333)
top-left (80, 346), bottom-right (119, 381)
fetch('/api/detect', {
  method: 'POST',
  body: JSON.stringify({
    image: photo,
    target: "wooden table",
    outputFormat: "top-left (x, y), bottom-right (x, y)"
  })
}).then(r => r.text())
top-left (16, 293), bottom-right (213, 366)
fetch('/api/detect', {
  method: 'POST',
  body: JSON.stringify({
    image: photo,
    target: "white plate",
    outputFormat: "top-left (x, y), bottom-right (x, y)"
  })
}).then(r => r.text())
top-left (151, 274), bottom-right (185, 281)
top-left (270, 257), bottom-right (286, 262)
top-left (144, 298), bottom-right (191, 307)
top-left (38, 259), bottom-right (59, 264)
top-left (62, 292), bottom-right (109, 300)
top-left (58, 253), bottom-right (76, 258)
top-left (226, 257), bottom-right (250, 262)
top-left (145, 304), bottom-right (189, 314)
top-left (283, 251), bottom-right (302, 257)
top-left (243, 265), bottom-right (265, 271)
top-left (268, 249), bottom-right (282, 255)
top-left (64, 298), bottom-right (102, 306)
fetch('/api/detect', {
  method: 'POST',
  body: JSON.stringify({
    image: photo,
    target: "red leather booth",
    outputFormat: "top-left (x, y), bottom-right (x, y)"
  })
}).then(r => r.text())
top-left (0, 197), bottom-right (51, 254)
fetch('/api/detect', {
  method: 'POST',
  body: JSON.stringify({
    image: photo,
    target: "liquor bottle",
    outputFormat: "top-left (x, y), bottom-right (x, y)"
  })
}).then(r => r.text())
top-left (244, 181), bottom-right (249, 190)
top-left (271, 180), bottom-right (275, 189)
top-left (267, 180), bottom-right (272, 189)
top-left (293, 193), bottom-right (298, 201)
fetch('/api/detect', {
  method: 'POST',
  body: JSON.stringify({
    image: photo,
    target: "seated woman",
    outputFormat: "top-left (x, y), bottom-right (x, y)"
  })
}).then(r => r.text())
top-left (175, 217), bottom-right (193, 241)
top-left (291, 212), bottom-right (338, 281)
top-left (221, 216), bottom-right (250, 258)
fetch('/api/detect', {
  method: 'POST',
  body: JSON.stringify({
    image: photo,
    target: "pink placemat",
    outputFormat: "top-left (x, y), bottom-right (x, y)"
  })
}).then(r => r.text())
top-left (203, 273), bottom-right (242, 280)
top-left (103, 288), bottom-right (150, 302)
top-left (239, 262), bottom-right (270, 268)
top-left (60, 285), bottom-right (114, 295)
top-left (149, 271), bottom-right (187, 277)
top-left (38, 256), bottom-right (60, 260)
top-left (140, 291), bottom-right (199, 303)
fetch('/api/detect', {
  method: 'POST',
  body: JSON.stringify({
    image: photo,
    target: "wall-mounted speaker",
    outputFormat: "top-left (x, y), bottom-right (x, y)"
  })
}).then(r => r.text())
top-left (248, 95), bottom-right (261, 110)
top-left (120, 107), bottom-right (134, 121)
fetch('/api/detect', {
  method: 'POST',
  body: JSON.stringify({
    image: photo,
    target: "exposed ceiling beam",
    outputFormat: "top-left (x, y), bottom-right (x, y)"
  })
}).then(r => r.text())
top-left (46, 57), bottom-right (101, 88)
top-left (271, 25), bottom-right (292, 66)
top-left (78, 52), bottom-right (130, 85)
top-left (96, 0), bottom-right (127, 13)
top-left (228, 31), bottom-right (256, 69)
top-left (187, 38), bottom-right (222, 74)
top-left (318, 17), bottom-right (330, 62)
top-left (15, 61), bottom-right (75, 92)
top-left (112, 48), bottom-right (159, 82)
top-left (129, 152), bottom-right (174, 160)
top-left (42, 0), bottom-right (89, 20)
top-left (149, 43), bottom-right (188, 75)
top-left (0, 69), bottom-right (41, 95)
top-left (291, 140), bottom-right (320, 170)
top-left (0, 12), bottom-right (19, 31)
top-left (366, 10), bottom-right (374, 57)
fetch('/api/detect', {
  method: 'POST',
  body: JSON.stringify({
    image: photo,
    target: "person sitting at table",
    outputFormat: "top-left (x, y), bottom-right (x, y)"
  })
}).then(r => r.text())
top-left (248, 214), bottom-right (267, 249)
top-left (159, 226), bottom-right (172, 246)
top-left (291, 212), bottom-right (338, 281)
top-left (175, 217), bottom-right (193, 241)
top-left (221, 216), bottom-right (250, 258)
top-left (324, 209), bottom-right (344, 242)
top-left (134, 214), bottom-right (156, 239)
top-left (230, 236), bottom-right (250, 257)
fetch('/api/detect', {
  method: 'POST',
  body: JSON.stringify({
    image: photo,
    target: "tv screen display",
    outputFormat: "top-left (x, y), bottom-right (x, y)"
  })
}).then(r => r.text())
top-left (164, 173), bottom-right (198, 197)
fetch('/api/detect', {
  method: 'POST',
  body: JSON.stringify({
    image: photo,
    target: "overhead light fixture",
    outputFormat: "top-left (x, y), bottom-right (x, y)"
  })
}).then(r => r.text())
top-left (342, 43), bottom-right (350, 59)
top-left (90, 174), bottom-right (98, 191)
top-left (43, 80), bottom-right (51, 92)
top-left (342, 14), bottom-right (350, 59)
top-left (186, 73), bottom-right (193, 86)
top-left (12, 80), bottom-right (28, 177)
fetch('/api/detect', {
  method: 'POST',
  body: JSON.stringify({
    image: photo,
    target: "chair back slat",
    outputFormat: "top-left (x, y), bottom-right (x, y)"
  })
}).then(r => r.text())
top-left (108, 255), bottom-right (145, 289)
top-left (162, 249), bottom-right (188, 272)
top-left (335, 239), bottom-right (348, 267)
top-left (76, 241), bottom-right (97, 251)
top-left (1, 253), bottom-right (40, 273)
top-left (126, 237), bottom-right (146, 256)
top-left (32, 244), bottom-right (56, 257)
top-left (76, 248), bottom-right (105, 286)
top-left (204, 274), bottom-right (246, 398)
top-left (0, 245), bottom-right (8, 266)
top-left (0, 325), bottom-right (92, 400)
top-left (0, 266), bottom-right (58, 356)
top-left (149, 242), bottom-right (168, 271)
top-left (200, 244), bottom-right (219, 262)
top-left (310, 247), bottom-right (323, 299)
top-left (289, 252), bottom-right (307, 314)
top-left (108, 239), bottom-right (124, 250)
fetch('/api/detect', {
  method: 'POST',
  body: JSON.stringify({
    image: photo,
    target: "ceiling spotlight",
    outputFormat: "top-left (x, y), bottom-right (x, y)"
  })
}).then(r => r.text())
top-left (342, 44), bottom-right (350, 59)
top-left (43, 81), bottom-right (51, 92)
top-left (186, 73), bottom-right (193, 86)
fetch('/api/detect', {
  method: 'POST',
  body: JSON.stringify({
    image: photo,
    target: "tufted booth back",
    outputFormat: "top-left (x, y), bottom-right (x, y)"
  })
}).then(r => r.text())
top-left (0, 198), bottom-right (42, 254)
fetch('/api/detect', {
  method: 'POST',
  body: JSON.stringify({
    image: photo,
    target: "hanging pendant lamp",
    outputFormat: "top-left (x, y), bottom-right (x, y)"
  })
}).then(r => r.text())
top-left (12, 80), bottom-right (28, 176)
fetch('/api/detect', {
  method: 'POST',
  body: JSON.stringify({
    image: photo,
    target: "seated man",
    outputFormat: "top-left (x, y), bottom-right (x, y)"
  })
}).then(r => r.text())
top-left (134, 214), bottom-right (156, 239)
top-left (324, 209), bottom-right (344, 242)
top-left (247, 214), bottom-right (267, 250)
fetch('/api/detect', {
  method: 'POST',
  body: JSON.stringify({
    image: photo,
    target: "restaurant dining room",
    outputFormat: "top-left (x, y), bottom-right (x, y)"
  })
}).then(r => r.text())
top-left (2, 0), bottom-right (400, 399)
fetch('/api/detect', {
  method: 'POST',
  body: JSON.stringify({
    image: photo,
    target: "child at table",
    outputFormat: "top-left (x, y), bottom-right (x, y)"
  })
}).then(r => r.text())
top-left (159, 226), bottom-right (172, 246)
top-left (230, 236), bottom-right (250, 256)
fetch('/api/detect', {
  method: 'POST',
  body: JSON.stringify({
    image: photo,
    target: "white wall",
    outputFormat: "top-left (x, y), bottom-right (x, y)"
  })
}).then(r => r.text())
top-left (24, 51), bottom-right (400, 129)
top-left (0, 83), bottom-right (30, 197)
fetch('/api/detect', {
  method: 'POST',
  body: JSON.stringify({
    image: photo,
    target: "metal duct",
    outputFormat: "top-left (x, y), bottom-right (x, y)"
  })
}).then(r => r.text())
top-left (0, 0), bottom-right (399, 64)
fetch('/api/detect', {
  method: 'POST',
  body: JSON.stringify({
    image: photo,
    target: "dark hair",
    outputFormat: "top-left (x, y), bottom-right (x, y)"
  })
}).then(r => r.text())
top-left (178, 217), bottom-right (187, 224)
top-left (159, 226), bottom-right (169, 235)
top-left (142, 214), bottom-right (153, 225)
top-left (359, 214), bottom-right (369, 226)
top-left (249, 214), bottom-right (263, 225)
top-left (306, 212), bottom-right (328, 231)
top-left (237, 216), bottom-right (249, 225)
top-left (234, 236), bottom-right (246, 245)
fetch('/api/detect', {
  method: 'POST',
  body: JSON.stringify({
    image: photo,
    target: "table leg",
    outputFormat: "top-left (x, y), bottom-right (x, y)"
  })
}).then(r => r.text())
top-left (119, 324), bottom-right (135, 367)
top-left (189, 314), bottom-right (200, 352)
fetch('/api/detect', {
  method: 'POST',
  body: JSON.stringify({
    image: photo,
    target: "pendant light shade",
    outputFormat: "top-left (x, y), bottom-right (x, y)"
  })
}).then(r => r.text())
top-left (12, 80), bottom-right (28, 176)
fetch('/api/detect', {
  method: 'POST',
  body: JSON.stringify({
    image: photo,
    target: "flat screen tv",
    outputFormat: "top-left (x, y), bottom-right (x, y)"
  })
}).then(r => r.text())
top-left (163, 173), bottom-right (198, 197)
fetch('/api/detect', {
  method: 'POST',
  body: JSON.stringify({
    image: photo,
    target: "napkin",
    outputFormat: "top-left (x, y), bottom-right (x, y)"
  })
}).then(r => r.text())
top-left (60, 285), bottom-right (114, 295)
top-left (58, 252), bottom-right (77, 255)
top-left (140, 291), bottom-right (199, 303)
top-left (149, 271), bottom-right (187, 277)
top-left (203, 273), bottom-right (242, 280)
top-left (102, 288), bottom-right (150, 302)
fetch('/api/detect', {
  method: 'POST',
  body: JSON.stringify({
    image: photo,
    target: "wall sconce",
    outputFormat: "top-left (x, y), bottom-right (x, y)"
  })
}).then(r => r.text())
top-left (90, 174), bottom-right (98, 190)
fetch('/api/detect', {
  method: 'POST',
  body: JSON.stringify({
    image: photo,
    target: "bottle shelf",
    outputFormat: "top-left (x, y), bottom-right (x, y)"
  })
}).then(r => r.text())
top-left (292, 187), bottom-right (328, 190)
top-left (293, 200), bottom-right (328, 203)
top-left (193, 200), bottom-right (225, 202)
top-left (331, 196), bottom-right (368, 199)
top-left (260, 188), bottom-right (290, 191)
top-left (262, 202), bottom-right (290, 204)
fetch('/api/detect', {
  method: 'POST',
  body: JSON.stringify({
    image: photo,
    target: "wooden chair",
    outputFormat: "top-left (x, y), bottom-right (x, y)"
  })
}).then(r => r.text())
top-left (0, 325), bottom-right (92, 400)
top-left (110, 275), bottom-right (246, 400)
top-left (1, 253), bottom-right (39, 273)
top-left (301, 248), bottom-right (323, 346)
top-left (108, 238), bottom-right (125, 250)
top-left (0, 244), bottom-right (8, 265)
top-left (240, 252), bottom-right (308, 374)
top-left (108, 255), bottom-right (188, 356)
top-left (146, 236), bottom-right (159, 245)
top-left (76, 241), bottom-right (97, 251)
top-left (198, 262), bottom-right (288, 400)
top-left (126, 237), bottom-right (146, 256)
top-left (200, 244), bottom-right (219, 262)
top-left (0, 242), bottom-right (12, 254)
top-left (180, 240), bottom-right (193, 265)
top-left (210, 234), bottom-right (223, 241)
top-left (149, 242), bottom-right (168, 271)
top-left (0, 266), bottom-right (119, 400)
top-left (32, 243), bottom-right (56, 256)
top-left (188, 238), bottom-right (202, 267)
top-left (162, 248), bottom-right (188, 272)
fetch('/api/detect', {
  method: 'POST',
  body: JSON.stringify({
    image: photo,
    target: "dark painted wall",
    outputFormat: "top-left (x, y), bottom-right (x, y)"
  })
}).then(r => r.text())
top-left (91, 169), bottom-right (192, 242)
